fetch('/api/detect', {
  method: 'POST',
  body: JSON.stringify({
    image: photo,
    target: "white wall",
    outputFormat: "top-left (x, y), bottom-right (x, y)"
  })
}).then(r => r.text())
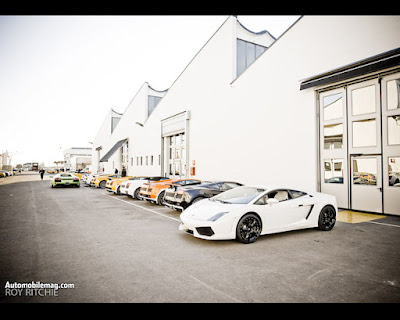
top-left (91, 15), bottom-right (400, 193)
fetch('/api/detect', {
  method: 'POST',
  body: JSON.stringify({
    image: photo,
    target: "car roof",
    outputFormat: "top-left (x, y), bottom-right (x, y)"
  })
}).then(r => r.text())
top-left (240, 184), bottom-right (309, 192)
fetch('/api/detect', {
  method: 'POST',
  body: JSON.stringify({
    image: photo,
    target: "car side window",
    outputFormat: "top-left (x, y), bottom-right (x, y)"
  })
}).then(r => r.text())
top-left (268, 190), bottom-right (290, 202)
top-left (221, 182), bottom-right (238, 190)
top-left (213, 183), bottom-right (223, 190)
top-left (254, 195), bottom-right (267, 205)
top-left (289, 189), bottom-right (307, 199)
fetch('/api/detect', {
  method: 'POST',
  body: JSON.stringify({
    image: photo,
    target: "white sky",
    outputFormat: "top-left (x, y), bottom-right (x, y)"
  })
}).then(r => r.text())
top-left (0, 15), bottom-right (300, 167)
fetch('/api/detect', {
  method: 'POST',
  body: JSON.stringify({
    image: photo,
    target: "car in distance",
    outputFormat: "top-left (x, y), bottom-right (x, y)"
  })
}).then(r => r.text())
top-left (105, 176), bottom-right (137, 194)
top-left (126, 176), bottom-right (170, 199)
top-left (163, 181), bottom-right (243, 211)
top-left (179, 185), bottom-right (337, 244)
top-left (50, 173), bottom-right (80, 188)
top-left (92, 174), bottom-right (122, 188)
top-left (139, 179), bottom-right (202, 205)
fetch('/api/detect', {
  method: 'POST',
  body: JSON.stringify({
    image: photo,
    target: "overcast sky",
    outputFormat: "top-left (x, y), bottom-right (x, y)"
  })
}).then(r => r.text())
top-left (0, 15), bottom-right (300, 167)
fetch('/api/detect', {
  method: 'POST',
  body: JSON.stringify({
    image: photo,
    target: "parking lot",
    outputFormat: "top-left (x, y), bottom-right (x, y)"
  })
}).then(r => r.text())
top-left (1, 172), bottom-right (400, 303)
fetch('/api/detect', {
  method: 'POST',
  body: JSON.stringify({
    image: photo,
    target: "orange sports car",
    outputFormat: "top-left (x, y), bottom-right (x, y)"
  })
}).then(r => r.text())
top-left (139, 178), bottom-right (201, 205)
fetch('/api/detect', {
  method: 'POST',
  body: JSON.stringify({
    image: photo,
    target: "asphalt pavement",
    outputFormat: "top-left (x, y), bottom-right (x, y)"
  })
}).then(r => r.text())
top-left (1, 172), bottom-right (400, 303)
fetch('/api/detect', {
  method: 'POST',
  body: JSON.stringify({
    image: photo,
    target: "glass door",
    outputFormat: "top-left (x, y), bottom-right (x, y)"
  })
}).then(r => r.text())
top-left (347, 79), bottom-right (382, 213)
top-left (166, 132), bottom-right (186, 178)
top-left (320, 88), bottom-right (348, 208)
top-left (382, 73), bottom-right (400, 215)
top-left (351, 155), bottom-right (382, 213)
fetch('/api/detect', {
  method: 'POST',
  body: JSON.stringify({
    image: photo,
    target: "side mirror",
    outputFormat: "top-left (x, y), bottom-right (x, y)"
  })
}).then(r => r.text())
top-left (267, 198), bottom-right (279, 206)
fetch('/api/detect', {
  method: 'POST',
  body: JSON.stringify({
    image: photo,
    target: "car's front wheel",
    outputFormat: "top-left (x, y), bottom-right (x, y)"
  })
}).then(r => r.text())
top-left (99, 180), bottom-right (106, 188)
top-left (133, 188), bottom-right (140, 199)
top-left (157, 191), bottom-right (165, 205)
top-left (236, 213), bottom-right (262, 244)
top-left (317, 205), bottom-right (336, 231)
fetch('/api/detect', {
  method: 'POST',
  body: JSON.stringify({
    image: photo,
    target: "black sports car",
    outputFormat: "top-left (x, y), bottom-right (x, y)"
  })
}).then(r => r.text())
top-left (163, 181), bottom-right (243, 211)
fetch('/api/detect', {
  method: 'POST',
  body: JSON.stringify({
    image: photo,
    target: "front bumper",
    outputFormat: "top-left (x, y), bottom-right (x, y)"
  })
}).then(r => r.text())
top-left (179, 215), bottom-right (235, 240)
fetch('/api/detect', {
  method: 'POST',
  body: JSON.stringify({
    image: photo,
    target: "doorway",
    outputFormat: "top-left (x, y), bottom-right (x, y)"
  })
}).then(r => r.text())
top-left (319, 72), bottom-right (400, 215)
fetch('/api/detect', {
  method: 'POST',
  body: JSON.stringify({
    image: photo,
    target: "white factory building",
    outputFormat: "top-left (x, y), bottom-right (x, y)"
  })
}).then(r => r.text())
top-left (92, 16), bottom-right (400, 215)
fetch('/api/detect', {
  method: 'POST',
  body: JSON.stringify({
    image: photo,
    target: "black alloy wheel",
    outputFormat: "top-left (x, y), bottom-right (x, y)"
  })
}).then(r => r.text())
top-left (236, 213), bottom-right (262, 244)
top-left (99, 180), bottom-right (106, 188)
top-left (318, 205), bottom-right (336, 231)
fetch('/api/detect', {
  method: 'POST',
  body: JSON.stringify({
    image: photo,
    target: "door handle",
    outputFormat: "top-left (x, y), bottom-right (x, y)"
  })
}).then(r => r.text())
top-left (378, 187), bottom-right (382, 192)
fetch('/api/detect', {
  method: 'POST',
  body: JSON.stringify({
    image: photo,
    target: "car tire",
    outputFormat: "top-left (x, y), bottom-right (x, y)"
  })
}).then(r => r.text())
top-left (133, 188), bottom-right (140, 200)
top-left (191, 197), bottom-right (204, 205)
top-left (317, 205), bottom-right (336, 231)
top-left (157, 191), bottom-right (165, 205)
top-left (99, 180), bottom-right (106, 188)
top-left (236, 213), bottom-right (262, 244)
top-left (116, 186), bottom-right (120, 195)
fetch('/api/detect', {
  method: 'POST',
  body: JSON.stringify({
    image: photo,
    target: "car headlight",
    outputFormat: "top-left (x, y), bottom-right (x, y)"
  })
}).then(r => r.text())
top-left (207, 212), bottom-right (228, 221)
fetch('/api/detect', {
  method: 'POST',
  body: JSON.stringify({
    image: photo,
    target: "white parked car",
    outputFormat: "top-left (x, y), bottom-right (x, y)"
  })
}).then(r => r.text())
top-left (179, 185), bottom-right (337, 244)
top-left (120, 176), bottom-right (169, 199)
top-left (83, 173), bottom-right (100, 186)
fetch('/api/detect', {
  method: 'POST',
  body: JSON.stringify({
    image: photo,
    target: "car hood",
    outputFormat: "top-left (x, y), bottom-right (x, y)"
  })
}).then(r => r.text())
top-left (181, 199), bottom-right (245, 221)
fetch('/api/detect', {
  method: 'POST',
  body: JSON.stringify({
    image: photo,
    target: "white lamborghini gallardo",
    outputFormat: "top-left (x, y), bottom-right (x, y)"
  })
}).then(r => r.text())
top-left (179, 185), bottom-right (337, 244)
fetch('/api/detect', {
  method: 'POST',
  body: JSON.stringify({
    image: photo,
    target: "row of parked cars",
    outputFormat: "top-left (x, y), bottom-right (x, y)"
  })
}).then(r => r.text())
top-left (0, 169), bottom-right (19, 178)
top-left (79, 172), bottom-right (338, 244)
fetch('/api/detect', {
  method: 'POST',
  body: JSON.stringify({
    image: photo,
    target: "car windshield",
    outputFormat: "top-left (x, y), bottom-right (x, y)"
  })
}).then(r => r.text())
top-left (212, 186), bottom-right (265, 204)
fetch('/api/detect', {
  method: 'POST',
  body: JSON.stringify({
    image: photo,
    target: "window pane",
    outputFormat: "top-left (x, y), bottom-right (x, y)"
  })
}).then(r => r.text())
top-left (324, 159), bottom-right (344, 183)
top-left (389, 157), bottom-right (400, 186)
top-left (323, 92), bottom-right (343, 121)
top-left (353, 158), bottom-right (377, 185)
top-left (237, 39), bottom-right (246, 77)
top-left (387, 79), bottom-right (400, 110)
top-left (351, 85), bottom-right (376, 116)
top-left (324, 123), bottom-right (343, 149)
top-left (388, 116), bottom-right (400, 145)
top-left (352, 119), bottom-right (376, 147)
top-left (255, 45), bottom-right (266, 59)
top-left (246, 42), bottom-right (256, 68)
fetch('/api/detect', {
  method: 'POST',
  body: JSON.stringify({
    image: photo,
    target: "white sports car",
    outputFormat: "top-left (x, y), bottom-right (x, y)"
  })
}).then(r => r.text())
top-left (179, 185), bottom-right (337, 244)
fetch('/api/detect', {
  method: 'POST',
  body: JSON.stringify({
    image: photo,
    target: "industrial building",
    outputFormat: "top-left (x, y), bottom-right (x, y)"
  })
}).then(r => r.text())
top-left (92, 16), bottom-right (400, 215)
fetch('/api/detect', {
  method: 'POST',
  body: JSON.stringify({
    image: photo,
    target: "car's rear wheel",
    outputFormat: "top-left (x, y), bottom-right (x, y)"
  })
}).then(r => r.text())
top-left (236, 213), bottom-right (262, 244)
top-left (99, 180), bottom-right (106, 188)
top-left (317, 205), bottom-right (336, 231)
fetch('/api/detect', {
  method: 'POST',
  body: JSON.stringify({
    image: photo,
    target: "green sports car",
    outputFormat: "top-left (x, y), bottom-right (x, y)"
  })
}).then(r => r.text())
top-left (51, 173), bottom-right (80, 188)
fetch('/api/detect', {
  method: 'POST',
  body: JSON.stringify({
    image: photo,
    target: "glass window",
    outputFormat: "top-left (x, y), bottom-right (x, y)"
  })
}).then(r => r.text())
top-left (353, 158), bottom-right (377, 185)
top-left (388, 157), bottom-right (400, 187)
top-left (352, 119), bottom-right (376, 147)
top-left (388, 116), bottom-right (400, 145)
top-left (246, 41), bottom-right (256, 68)
top-left (324, 159), bottom-right (344, 183)
top-left (351, 85), bottom-right (376, 116)
top-left (323, 92), bottom-right (343, 121)
top-left (267, 190), bottom-right (290, 202)
top-left (237, 39), bottom-right (246, 77)
top-left (148, 95), bottom-right (161, 117)
top-left (237, 39), bottom-right (267, 77)
top-left (324, 123), bottom-right (343, 149)
top-left (290, 190), bottom-right (307, 199)
top-left (387, 79), bottom-right (400, 110)
top-left (255, 45), bottom-right (266, 59)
